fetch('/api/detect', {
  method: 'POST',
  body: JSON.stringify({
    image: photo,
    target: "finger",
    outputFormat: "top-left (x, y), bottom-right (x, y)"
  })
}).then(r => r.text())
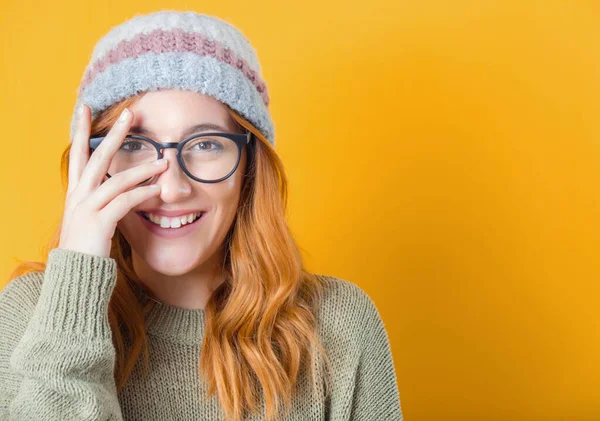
top-left (85, 158), bottom-right (168, 211)
top-left (67, 104), bottom-right (91, 196)
top-left (78, 108), bottom-right (133, 193)
top-left (100, 184), bottom-right (162, 223)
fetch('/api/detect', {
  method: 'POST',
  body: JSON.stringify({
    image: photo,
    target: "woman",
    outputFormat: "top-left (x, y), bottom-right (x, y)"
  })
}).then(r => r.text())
top-left (0, 10), bottom-right (403, 421)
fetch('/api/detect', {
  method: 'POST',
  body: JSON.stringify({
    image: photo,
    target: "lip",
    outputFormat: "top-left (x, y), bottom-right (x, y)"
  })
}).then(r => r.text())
top-left (138, 209), bottom-right (206, 218)
top-left (137, 211), bottom-right (206, 239)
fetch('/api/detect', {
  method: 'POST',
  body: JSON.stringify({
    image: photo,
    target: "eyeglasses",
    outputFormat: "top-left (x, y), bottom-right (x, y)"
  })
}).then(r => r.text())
top-left (89, 130), bottom-right (252, 184)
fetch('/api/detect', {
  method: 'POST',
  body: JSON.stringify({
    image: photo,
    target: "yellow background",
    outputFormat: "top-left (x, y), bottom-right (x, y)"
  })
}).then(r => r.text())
top-left (1, 1), bottom-right (599, 419)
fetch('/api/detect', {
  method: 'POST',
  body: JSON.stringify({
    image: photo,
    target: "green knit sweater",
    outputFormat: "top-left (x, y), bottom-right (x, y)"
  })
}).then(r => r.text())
top-left (0, 248), bottom-right (403, 420)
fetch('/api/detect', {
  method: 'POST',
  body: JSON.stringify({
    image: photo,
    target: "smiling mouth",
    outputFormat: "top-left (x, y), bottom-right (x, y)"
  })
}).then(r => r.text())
top-left (138, 211), bottom-right (204, 229)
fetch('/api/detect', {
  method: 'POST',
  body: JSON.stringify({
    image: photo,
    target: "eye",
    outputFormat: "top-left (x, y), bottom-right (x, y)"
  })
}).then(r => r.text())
top-left (195, 141), bottom-right (211, 150)
top-left (121, 140), bottom-right (145, 151)
top-left (119, 138), bottom-right (154, 152)
top-left (187, 138), bottom-right (225, 151)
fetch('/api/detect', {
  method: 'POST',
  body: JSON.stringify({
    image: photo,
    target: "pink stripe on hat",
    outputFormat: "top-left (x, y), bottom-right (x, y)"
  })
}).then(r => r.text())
top-left (79, 28), bottom-right (269, 106)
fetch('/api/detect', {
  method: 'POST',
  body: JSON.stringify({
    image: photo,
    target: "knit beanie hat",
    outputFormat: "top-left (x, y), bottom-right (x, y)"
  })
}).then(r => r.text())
top-left (69, 10), bottom-right (275, 146)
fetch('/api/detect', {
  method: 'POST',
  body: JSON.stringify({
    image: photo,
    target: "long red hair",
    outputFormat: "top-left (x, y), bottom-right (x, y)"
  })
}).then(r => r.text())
top-left (10, 93), bottom-right (333, 421)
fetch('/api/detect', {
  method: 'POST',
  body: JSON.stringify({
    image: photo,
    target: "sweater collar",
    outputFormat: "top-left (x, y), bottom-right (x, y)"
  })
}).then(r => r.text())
top-left (132, 280), bottom-right (206, 345)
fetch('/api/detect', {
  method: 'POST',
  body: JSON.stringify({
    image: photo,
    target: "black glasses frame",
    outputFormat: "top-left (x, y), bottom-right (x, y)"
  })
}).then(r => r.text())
top-left (89, 130), bottom-right (252, 184)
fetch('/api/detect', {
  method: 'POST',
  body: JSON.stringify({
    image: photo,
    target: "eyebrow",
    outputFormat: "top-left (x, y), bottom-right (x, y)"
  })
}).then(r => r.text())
top-left (128, 123), bottom-right (233, 138)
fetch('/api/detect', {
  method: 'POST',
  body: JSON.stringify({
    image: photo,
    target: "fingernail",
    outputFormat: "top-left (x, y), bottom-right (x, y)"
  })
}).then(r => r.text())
top-left (154, 158), bottom-right (166, 165)
top-left (77, 104), bottom-right (85, 117)
top-left (149, 184), bottom-right (160, 189)
top-left (118, 108), bottom-right (130, 122)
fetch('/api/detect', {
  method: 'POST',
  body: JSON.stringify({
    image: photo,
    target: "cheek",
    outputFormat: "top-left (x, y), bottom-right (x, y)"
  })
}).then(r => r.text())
top-left (210, 173), bottom-right (244, 217)
top-left (209, 146), bottom-right (247, 215)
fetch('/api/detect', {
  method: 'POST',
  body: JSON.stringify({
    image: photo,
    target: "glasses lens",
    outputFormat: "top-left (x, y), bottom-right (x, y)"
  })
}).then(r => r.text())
top-left (108, 137), bottom-right (158, 183)
top-left (181, 135), bottom-right (239, 181)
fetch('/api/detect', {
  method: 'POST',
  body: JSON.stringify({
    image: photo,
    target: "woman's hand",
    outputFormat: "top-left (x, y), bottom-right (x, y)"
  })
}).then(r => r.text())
top-left (58, 104), bottom-right (168, 258)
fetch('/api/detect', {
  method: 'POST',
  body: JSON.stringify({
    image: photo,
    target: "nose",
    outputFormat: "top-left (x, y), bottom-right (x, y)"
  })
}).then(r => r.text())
top-left (154, 148), bottom-right (192, 202)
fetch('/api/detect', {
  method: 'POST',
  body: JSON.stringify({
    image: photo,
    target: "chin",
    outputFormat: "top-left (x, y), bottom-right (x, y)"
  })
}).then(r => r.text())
top-left (117, 214), bottom-right (229, 277)
top-left (137, 246), bottom-right (208, 276)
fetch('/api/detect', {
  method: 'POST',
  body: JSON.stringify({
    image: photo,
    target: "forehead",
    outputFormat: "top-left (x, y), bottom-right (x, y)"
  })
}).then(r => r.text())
top-left (128, 89), bottom-right (236, 137)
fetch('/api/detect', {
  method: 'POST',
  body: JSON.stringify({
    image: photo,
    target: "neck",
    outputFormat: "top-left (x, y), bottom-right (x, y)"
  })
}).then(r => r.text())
top-left (131, 249), bottom-right (225, 310)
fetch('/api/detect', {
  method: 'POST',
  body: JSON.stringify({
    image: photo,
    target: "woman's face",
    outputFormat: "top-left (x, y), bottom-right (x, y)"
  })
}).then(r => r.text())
top-left (116, 89), bottom-right (247, 277)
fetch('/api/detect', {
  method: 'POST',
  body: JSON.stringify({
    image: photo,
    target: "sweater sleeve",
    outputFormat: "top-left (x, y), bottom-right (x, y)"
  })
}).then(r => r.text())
top-left (350, 295), bottom-right (404, 421)
top-left (0, 248), bottom-right (124, 421)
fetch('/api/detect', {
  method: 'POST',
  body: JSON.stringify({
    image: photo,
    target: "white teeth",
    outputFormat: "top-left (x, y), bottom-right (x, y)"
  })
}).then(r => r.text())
top-left (144, 212), bottom-right (202, 229)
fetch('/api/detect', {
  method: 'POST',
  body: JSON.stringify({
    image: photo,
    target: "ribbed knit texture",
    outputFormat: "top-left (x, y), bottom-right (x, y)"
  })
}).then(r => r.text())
top-left (0, 248), bottom-right (403, 420)
top-left (69, 10), bottom-right (276, 146)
